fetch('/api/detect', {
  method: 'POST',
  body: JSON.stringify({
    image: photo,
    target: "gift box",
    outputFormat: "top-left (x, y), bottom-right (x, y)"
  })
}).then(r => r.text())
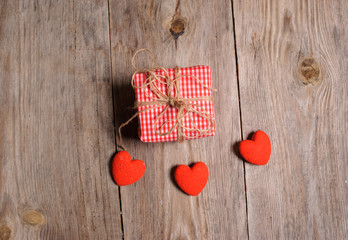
top-left (133, 65), bottom-right (216, 142)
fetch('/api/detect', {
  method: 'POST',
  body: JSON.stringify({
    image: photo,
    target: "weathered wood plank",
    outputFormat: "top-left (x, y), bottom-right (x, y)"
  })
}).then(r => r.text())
top-left (0, 0), bottom-right (122, 239)
top-left (234, 0), bottom-right (348, 239)
top-left (109, 0), bottom-right (247, 239)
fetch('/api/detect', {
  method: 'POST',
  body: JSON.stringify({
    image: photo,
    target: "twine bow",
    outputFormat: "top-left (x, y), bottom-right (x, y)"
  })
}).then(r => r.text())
top-left (118, 49), bottom-right (216, 151)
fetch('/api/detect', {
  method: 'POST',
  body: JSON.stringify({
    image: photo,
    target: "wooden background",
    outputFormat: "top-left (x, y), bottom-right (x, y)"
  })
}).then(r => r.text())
top-left (0, 0), bottom-right (347, 239)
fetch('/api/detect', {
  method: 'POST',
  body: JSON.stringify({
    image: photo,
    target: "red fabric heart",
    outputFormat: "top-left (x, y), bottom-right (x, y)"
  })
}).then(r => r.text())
top-left (112, 151), bottom-right (145, 186)
top-left (239, 130), bottom-right (271, 165)
top-left (174, 162), bottom-right (209, 196)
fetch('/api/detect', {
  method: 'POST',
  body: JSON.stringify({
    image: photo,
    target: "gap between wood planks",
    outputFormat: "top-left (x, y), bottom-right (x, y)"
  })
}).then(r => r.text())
top-left (231, 0), bottom-right (250, 239)
top-left (107, 0), bottom-right (125, 239)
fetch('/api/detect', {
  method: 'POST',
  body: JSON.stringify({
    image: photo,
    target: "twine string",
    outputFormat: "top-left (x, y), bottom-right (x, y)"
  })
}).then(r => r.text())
top-left (118, 49), bottom-right (216, 151)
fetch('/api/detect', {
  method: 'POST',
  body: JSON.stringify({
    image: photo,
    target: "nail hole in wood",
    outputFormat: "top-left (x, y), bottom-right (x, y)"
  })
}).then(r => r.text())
top-left (299, 57), bottom-right (321, 84)
top-left (0, 225), bottom-right (11, 240)
top-left (22, 210), bottom-right (45, 226)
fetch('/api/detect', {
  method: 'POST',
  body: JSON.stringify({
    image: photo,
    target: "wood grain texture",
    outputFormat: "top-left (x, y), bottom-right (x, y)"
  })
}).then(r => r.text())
top-left (1, 0), bottom-right (347, 239)
top-left (0, 0), bottom-right (122, 239)
top-left (109, 0), bottom-right (247, 239)
top-left (234, 0), bottom-right (348, 239)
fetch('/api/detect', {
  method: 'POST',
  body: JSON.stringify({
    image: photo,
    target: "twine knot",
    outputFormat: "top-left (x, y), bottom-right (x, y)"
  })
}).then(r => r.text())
top-left (168, 97), bottom-right (185, 109)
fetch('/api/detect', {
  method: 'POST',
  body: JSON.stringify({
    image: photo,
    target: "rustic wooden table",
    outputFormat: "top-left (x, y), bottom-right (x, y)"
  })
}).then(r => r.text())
top-left (0, 0), bottom-right (347, 239)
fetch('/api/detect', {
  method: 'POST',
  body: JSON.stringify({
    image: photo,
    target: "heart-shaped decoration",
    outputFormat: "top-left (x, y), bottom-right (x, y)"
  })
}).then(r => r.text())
top-left (174, 162), bottom-right (209, 196)
top-left (239, 130), bottom-right (271, 165)
top-left (112, 151), bottom-right (145, 186)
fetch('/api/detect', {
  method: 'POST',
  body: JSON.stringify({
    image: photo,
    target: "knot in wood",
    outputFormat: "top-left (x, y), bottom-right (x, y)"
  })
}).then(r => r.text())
top-left (299, 58), bottom-right (321, 84)
top-left (170, 17), bottom-right (186, 40)
top-left (22, 210), bottom-right (45, 226)
top-left (0, 225), bottom-right (11, 240)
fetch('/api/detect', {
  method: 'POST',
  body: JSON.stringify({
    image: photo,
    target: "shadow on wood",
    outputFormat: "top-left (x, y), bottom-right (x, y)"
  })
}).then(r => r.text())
top-left (109, 152), bottom-right (117, 184)
top-left (232, 142), bottom-right (243, 160)
top-left (113, 77), bottom-right (138, 141)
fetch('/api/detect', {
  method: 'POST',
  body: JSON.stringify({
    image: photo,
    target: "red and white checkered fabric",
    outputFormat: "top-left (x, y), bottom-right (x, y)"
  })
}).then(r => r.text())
top-left (133, 65), bottom-right (216, 142)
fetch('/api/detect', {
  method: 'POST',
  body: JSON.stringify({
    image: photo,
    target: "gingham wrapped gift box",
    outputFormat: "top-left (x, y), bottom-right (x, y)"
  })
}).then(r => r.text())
top-left (133, 65), bottom-right (216, 142)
